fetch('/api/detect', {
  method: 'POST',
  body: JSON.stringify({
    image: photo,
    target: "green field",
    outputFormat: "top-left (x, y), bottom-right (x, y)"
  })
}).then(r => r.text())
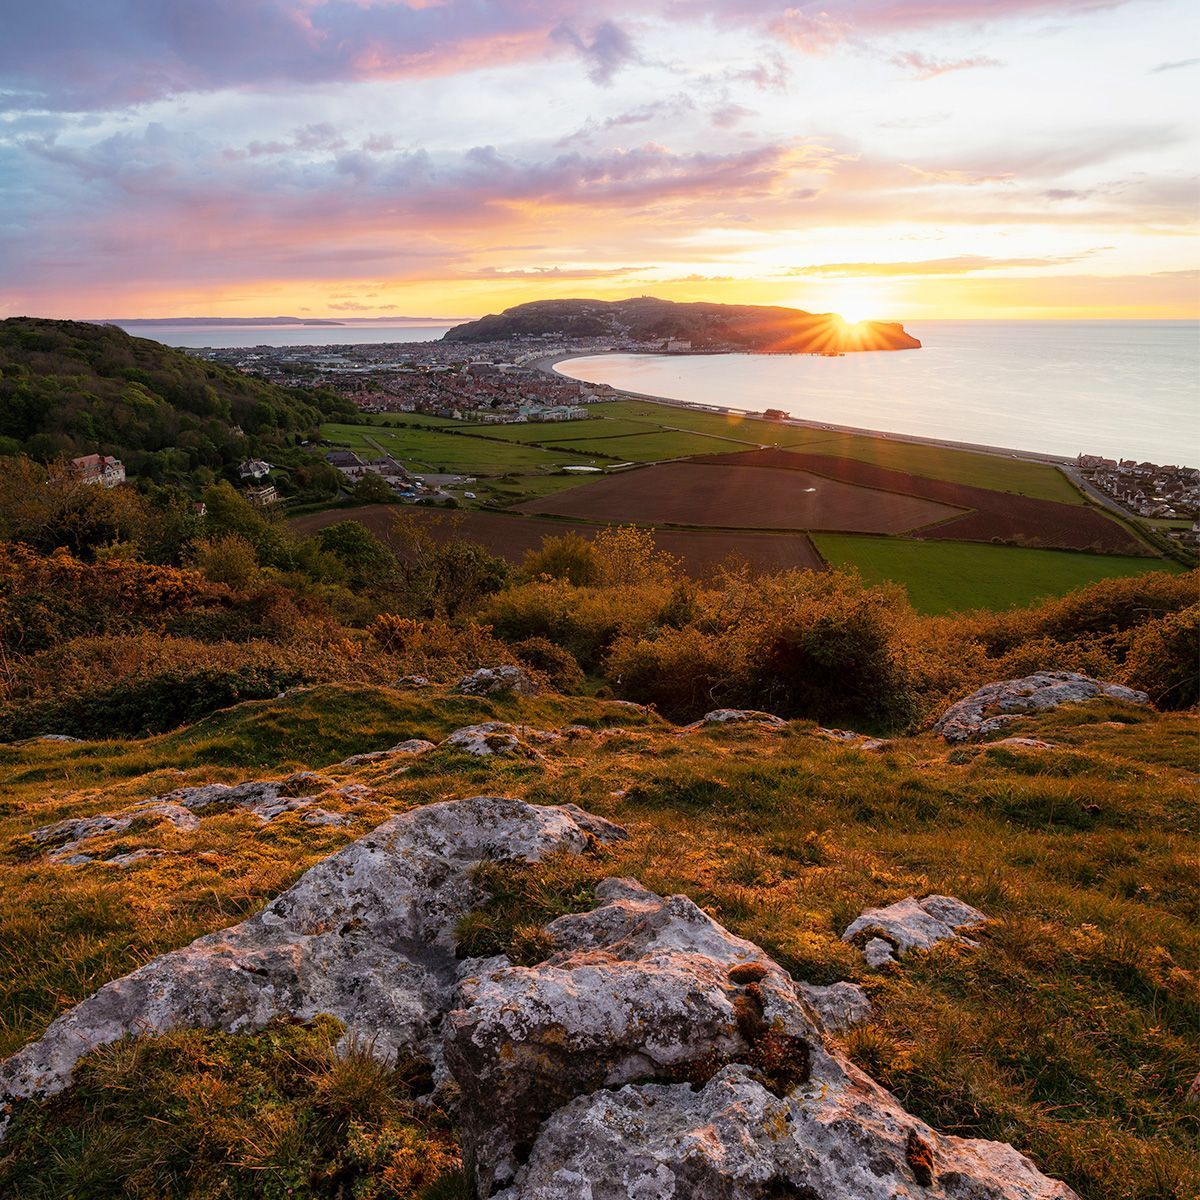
top-left (545, 428), bottom-right (757, 461)
top-left (813, 533), bottom-right (1181, 614)
top-left (320, 422), bottom-right (576, 475)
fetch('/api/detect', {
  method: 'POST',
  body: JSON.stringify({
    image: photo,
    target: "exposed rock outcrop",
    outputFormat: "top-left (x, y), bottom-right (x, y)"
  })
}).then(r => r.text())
top-left (0, 796), bottom-right (626, 1134)
top-left (843, 894), bottom-right (988, 967)
top-left (454, 665), bottom-right (539, 697)
top-left (816, 726), bottom-right (892, 752)
top-left (440, 721), bottom-right (560, 758)
top-left (493, 1061), bottom-right (1077, 1199)
top-left (30, 802), bottom-right (199, 864)
top-left (683, 709), bottom-right (787, 732)
top-left (933, 672), bottom-right (1149, 742)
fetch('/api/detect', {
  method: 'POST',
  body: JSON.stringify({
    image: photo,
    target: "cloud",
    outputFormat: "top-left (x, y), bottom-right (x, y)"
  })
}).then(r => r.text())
top-left (1150, 57), bottom-right (1200, 72)
top-left (890, 51), bottom-right (1003, 79)
top-left (786, 253), bottom-right (1091, 277)
top-left (550, 19), bottom-right (638, 85)
top-left (464, 265), bottom-right (648, 279)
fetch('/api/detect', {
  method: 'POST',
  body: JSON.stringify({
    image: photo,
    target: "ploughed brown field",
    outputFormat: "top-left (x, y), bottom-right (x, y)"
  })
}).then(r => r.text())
top-left (289, 504), bottom-right (826, 576)
top-left (516, 461), bottom-right (964, 533)
top-left (680, 450), bottom-right (1153, 555)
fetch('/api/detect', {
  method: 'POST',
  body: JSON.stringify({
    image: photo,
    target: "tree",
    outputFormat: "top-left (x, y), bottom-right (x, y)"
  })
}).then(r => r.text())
top-left (351, 472), bottom-right (395, 504)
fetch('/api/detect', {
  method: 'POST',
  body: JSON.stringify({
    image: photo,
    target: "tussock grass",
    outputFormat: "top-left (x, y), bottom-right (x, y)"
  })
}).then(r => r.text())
top-left (0, 684), bottom-right (1196, 1198)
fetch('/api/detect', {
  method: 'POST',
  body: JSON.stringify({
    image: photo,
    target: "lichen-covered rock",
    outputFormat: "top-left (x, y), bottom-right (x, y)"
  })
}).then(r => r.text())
top-left (392, 738), bottom-right (436, 754)
top-left (18, 733), bottom-right (83, 745)
top-left (393, 674), bottom-right (431, 688)
top-left (683, 709), bottom-right (787, 732)
top-left (0, 796), bottom-right (625, 1136)
top-left (338, 739), bottom-right (436, 767)
top-left (494, 1060), bottom-right (1078, 1200)
top-left (991, 736), bottom-right (1058, 750)
top-left (933, 672), bottom-right (1149, 742)
top-left (796, 980), bottom-right (872, 1031)
top-left (29, 802), bottom-right (200, 863)
top-left (843, 894), bottom-right (988, 966)
top-left (816, 726), bottom-right (892, 752)
top-left (445, 878), bottom-right (820, 1193)
top-left (440, 721), bottom-right (559, 758)
top-left (453, 665), bottom-right (539, 697)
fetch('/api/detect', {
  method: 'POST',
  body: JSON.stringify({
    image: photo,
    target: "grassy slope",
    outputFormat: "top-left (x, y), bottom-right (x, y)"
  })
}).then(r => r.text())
top-left (813, 534), bottom-right (1182, 615)
top-left (0, 684), bottom-right (1196, 1199)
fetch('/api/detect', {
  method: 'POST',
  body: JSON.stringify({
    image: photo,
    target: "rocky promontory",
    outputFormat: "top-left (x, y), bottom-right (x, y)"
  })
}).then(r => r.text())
top-left (441, 296), bottom-right (922, 352)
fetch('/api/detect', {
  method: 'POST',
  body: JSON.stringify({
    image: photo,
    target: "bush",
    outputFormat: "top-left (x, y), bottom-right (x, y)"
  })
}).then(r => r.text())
top-left (1124, 604), bottom-right (1200, 709)
top-left (521, 532), bottom-right (599, 585)
top-left (606, 626), bottom-right (731, 719)
top-left (510, 636), bottom-right (585, 692)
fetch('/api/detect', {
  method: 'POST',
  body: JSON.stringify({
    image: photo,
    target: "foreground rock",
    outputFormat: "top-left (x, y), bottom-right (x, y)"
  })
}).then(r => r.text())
top-left (446, 877), bottom-right (820, 1192)
top-left (843, 894), bottom-right (988, 967)
top-left (0, 796), bottom-right (626, 1134)
top-left (934, 672), bottom-right (1149, 742)
top-left (454, 665), bottom-right (539, 697)
top-left (446, 878), bottom-right (1072, 1199)
top-left (496, 1060), bottom-right (1076, 1200)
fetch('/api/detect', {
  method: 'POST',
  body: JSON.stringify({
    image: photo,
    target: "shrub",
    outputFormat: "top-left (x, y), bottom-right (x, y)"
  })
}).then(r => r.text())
top-left (1124, 604), bottom-right (1200, 709)
top-left (510, 636), bottom-right (585, 692)
top-left (367, 615), bottom-right (517, 681)
top-left (606, 626), bottom-right (732, 720)
top-left (521, 531), bottom-right (599, 585)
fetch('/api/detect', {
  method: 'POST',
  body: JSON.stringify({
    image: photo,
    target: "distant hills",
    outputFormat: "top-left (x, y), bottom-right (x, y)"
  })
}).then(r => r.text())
top-left (98, 316), bottom-right (468, 328)
top-left (442, 296), bottom-right (921, 352)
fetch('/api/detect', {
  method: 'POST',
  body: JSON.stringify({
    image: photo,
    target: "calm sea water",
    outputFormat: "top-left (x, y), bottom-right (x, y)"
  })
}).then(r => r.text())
top-left (556, 320), bottom-right (1199, 464)
top-left (111, 321), bottom-right (456, 348)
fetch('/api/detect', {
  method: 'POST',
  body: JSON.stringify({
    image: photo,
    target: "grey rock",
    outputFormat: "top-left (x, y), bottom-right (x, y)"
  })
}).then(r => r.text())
top-left (991, 736), bottom-right (1058, 750)
top-left (816, 726), bottom-right (892, 751)
top-left (0, 796), bottom-right (625, 1137)
top-left (797, 980), bottom-right (872, 1031)
top-left (934, 672), bottom-right (1149, 742)
top-left (495, 1060), bottom-right (1078, 1200)
top-left (440, 721), bottom-right (559, 758)
top-left (844, 894), bottom-right (988, 966)
top-left (18, 733), bottom-right (83, 745)
top-left (393, 675), bottom-right (431, 688)
top-left (453, 665), bottom-right (539, 697)
top-left (682, 709), bottom-right (787, 732)
top-left (30, 802), bottom-right (200, 863)
top-left (391, 738), bottom-right (437, 755)
top-left (446, 877), bottom-right (820, 1193)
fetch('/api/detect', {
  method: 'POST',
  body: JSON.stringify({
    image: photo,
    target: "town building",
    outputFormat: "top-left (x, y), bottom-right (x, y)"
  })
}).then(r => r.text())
top-left (238, 459), bottom-right (272, 481)
top-left (71, 454), bottom-right (126, 487)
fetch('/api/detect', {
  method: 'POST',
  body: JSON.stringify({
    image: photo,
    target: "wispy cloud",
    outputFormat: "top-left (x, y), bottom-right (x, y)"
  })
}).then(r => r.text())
top-left (890, 51), bottom-right (1003, 79)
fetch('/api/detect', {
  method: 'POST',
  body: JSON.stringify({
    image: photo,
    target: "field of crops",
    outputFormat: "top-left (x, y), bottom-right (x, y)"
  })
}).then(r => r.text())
top-left (519, 461), bottom-right (964, 532)
top-left (812, 533), bottom-right (1181, 614)
top-left (292, 504), bottom-right (826, 576)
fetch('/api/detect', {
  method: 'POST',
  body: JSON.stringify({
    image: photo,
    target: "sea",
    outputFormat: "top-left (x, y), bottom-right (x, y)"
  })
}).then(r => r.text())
top-left (555, 320), bottom-right (1199, 465)
top-left (110, 320), bottom-right (457, 348)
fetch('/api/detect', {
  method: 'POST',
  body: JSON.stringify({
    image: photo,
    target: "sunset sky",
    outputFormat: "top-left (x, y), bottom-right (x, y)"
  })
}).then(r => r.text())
top-left (1, 0), bottom-right (1197, 321)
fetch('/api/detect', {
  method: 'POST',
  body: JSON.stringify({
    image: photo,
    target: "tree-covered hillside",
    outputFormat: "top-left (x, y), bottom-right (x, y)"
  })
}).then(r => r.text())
top-left (0, 318), bottom-right (357, 488)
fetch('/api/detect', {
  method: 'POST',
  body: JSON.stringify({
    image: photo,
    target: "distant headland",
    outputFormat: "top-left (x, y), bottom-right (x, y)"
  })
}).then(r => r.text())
top-left (441, 296), bottom-right (921, 353)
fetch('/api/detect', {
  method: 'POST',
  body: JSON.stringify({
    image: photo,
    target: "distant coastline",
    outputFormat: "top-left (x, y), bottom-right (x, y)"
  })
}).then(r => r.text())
top-left (537, 350), bottom-right (1074, 468)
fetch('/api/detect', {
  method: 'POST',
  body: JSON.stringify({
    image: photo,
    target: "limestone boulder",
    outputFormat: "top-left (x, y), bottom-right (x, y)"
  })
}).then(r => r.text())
top-left (933, 672), bottom-right (1149, 742)
top-left (494, 1060), bottom-right (1078, 1200)
top-left (0, 796), bottom-right (625, 1136)
top-left (843, 894), bottom-right (988, 966)
top-left (29, 802), bottom-right (199, 863)
top-left (453, 665), bottom-right (539, 697)
top-left (445, 878), bottom-right (820, 1193)
top-left (440, 721), bottom-right (559, 758)
top-left (683, 709), bottom-right (787, 732)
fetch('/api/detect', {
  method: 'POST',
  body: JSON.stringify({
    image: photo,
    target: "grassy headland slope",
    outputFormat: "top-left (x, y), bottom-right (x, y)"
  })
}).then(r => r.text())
top-left (442, 296), bottom-right (921, 352)
top-left (0, 681), bottom-right (1195, 1199)
top-left (0, 318), bottom-right (356, 487)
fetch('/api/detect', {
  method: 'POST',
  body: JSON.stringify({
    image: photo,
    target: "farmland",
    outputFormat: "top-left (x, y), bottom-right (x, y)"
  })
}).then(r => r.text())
top-left (813, 533), bottom-right (1181, 614)
top-left (518, 460), bottom-right (964, 533)
top-left (313, 399), bottom-right (1178, 613)
top-left (291, 504), bottom-right (826, 576)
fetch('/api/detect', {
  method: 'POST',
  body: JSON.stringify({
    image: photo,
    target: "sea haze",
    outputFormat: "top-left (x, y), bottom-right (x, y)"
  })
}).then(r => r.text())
top-left (556, 320), bottom-right (1199, 465)
top-left (109, 320), bottom-right (457, 348)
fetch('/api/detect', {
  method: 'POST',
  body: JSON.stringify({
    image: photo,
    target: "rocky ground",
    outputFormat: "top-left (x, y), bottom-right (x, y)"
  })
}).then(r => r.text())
top-left (0, 676), bottom-right (1195, 1198)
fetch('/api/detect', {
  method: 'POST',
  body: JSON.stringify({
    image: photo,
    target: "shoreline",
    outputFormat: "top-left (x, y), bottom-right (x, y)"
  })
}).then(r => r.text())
top-left (534, 350), bottom-right (1076, 468)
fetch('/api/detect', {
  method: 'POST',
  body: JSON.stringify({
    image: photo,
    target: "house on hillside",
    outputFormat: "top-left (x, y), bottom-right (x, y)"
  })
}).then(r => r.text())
top-left (244, 484), bottom-right (278, 507)
top-left (325, 450), bottom-right (366, 480)
top-left (71, 454), bottom-right (125, 487)
top-left (238, 459), bottom-right (272, 481)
